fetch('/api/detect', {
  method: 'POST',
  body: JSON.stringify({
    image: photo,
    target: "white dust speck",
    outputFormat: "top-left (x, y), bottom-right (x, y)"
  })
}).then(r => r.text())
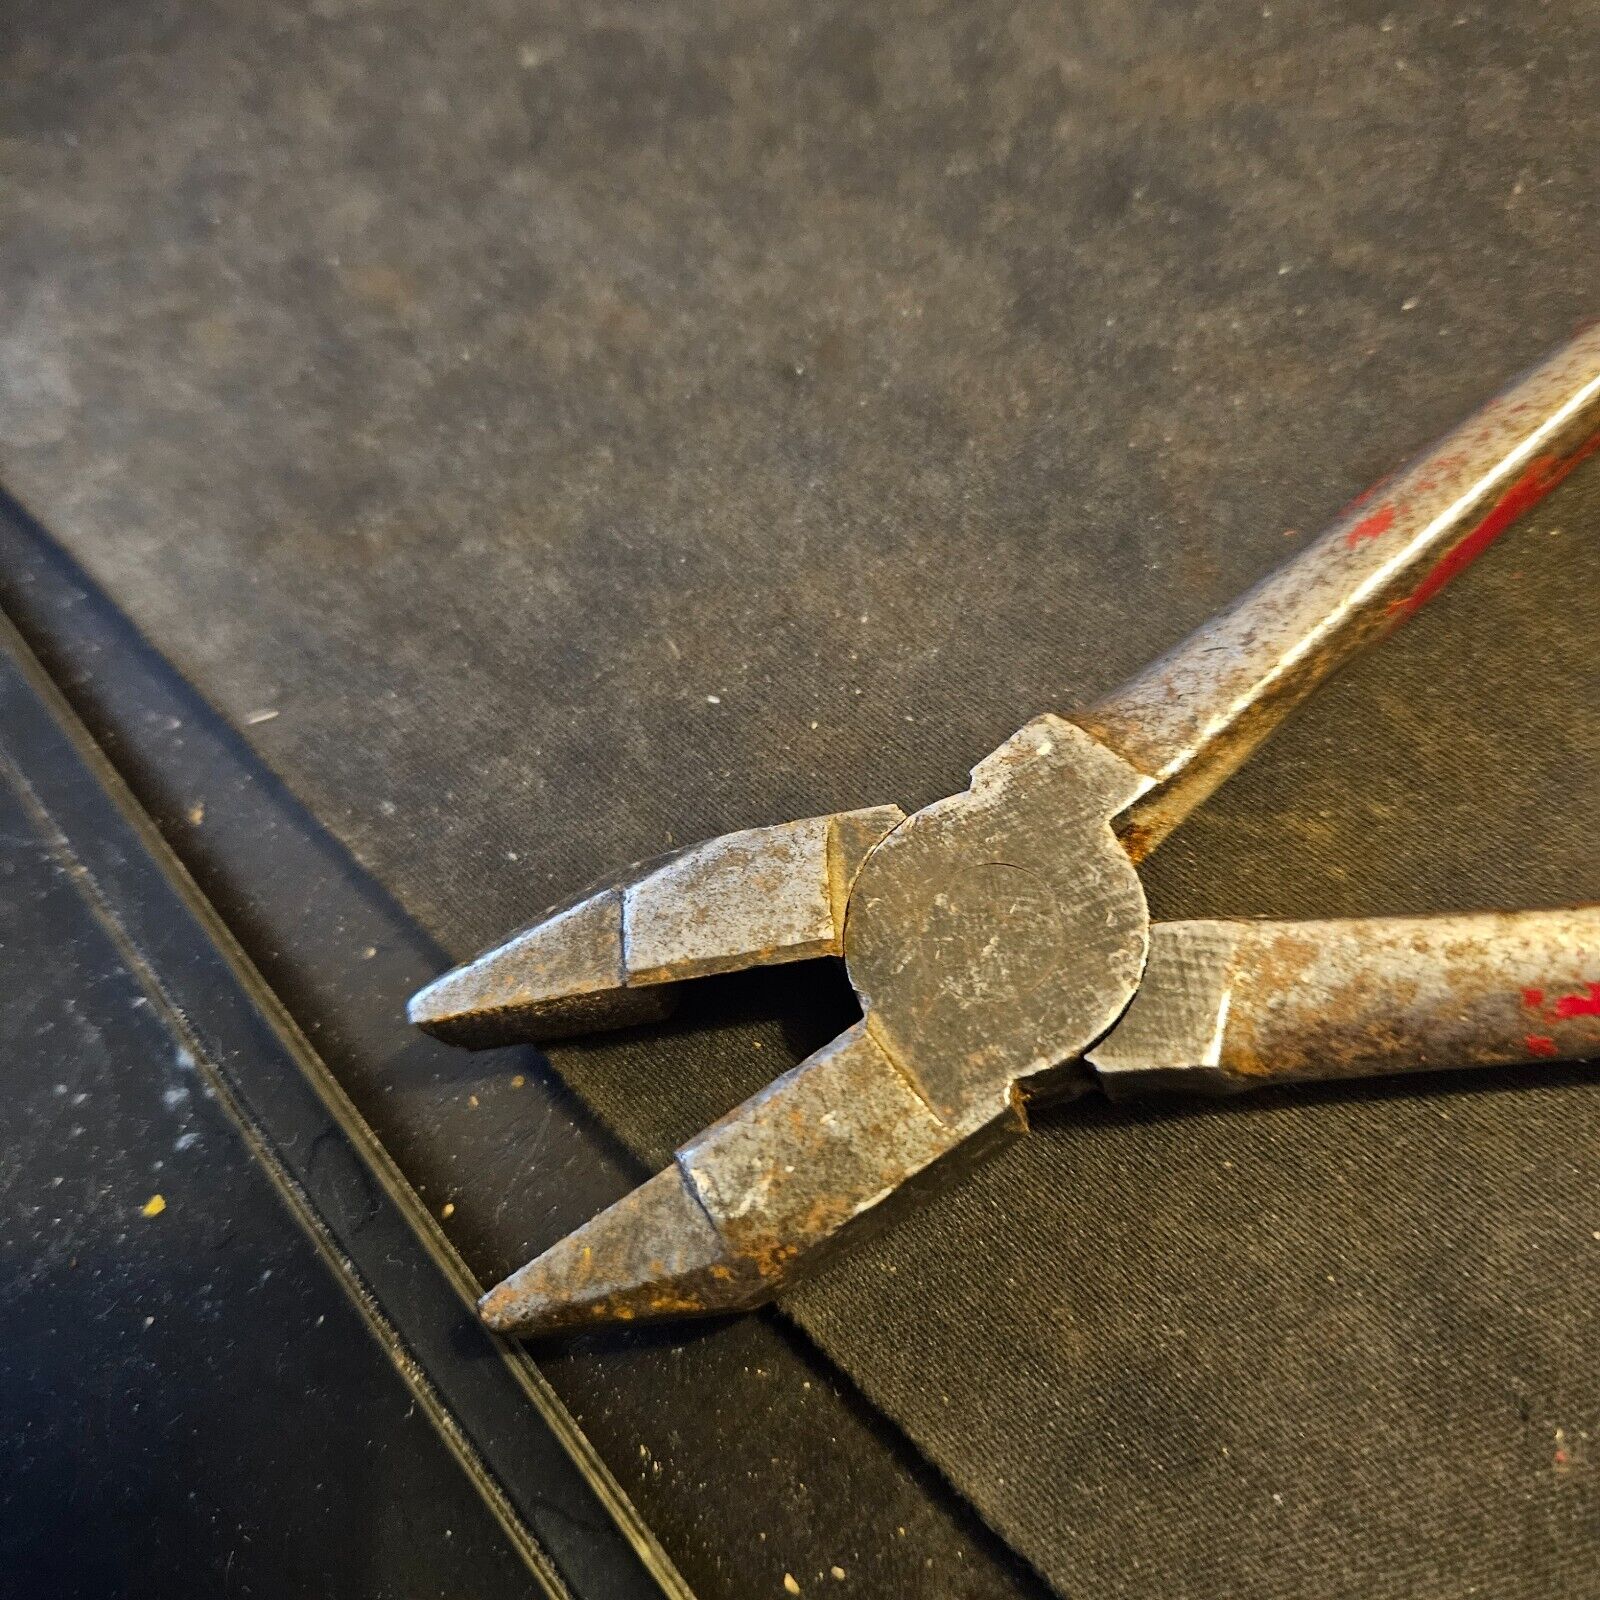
top-left (244, 708), bottom-right (280, 725)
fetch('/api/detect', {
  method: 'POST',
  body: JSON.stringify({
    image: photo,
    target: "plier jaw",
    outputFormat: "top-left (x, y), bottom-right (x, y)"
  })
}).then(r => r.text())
top-left (409, 804), bottom-right (904, 1047)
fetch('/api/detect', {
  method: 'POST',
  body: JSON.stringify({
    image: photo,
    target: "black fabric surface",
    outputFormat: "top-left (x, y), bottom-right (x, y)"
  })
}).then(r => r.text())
top-left (3, 3), bottom-right (1599, 1594)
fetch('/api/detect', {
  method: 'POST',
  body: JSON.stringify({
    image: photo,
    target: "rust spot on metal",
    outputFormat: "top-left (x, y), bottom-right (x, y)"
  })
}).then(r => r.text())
top-left (1114, 814), bottom-right (1161, 865)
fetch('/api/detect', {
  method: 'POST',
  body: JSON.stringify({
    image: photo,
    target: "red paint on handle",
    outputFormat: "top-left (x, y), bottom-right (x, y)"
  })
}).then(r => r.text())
top-left (1525, 1034), bottom-right (1558, 1057)
top-left (1345, 503), bottom-right (1396, 549)
top-left (1520, 987), bottom-right (1546, 1009)
top-left (1553, 983), bottom-right (1600, 1020)
top-left (1391, 429), bottom-right (1600, 619)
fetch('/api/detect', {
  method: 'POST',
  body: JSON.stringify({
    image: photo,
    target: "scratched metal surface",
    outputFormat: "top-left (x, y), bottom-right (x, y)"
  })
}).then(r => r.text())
top-left (3, 2), bottom-right (1599, 1595)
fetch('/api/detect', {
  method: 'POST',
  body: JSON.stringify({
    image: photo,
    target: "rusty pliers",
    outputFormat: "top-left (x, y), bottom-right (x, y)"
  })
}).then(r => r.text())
top-left (411, 326), bottom-right (1600, 1338)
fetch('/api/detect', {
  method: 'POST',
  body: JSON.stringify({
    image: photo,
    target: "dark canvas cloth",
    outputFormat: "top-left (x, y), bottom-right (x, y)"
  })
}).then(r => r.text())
top-left (3, 2), bottom-right (1599, 1594)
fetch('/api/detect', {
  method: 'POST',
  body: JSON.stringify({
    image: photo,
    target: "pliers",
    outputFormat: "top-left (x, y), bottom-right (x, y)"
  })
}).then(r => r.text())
top-left (411, 325), bottom-right (1600, 1338)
